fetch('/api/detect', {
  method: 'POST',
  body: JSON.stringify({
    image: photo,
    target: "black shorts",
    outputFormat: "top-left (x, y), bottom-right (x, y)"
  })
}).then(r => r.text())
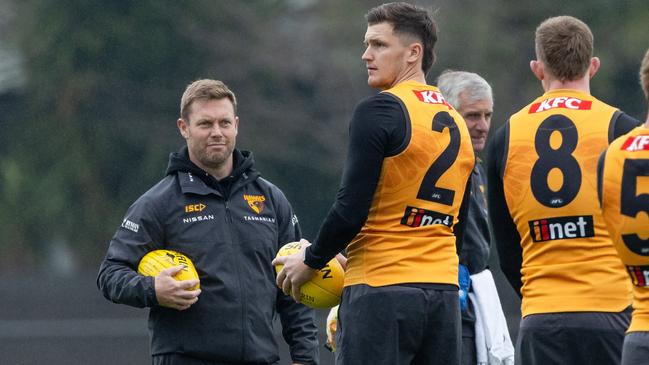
top-left (461, 295), bottom-right (477, 365)
top-left (516, 307), bottom-right (631, 365)
top-left (621, 332), bottom-right (649, 365)
top-left (335, 283), bottom-right (460, 365)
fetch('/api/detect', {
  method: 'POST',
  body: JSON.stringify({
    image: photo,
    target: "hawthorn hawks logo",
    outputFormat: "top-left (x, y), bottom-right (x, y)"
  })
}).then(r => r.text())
top-left (244, 194), bottom-right (266, 214)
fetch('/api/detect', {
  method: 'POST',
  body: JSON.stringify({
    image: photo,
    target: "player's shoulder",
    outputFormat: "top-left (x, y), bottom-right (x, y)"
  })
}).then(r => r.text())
top-left (355, 92), bottom-right (401, 111)
top-left (609, 125), bottom-right (648, 151)
top-left (351, 92), bottom-right (405, 131)
top-left (508, 95), bottom-right (540, 123)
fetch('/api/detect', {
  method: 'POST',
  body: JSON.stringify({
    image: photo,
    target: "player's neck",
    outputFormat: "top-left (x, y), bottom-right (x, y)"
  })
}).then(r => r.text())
top-left (388, 66), bottom-right (426, 89)
top-left (644, 114), bottom-right (649, 128)
top-left (543, 75), bottom-right (590, 94)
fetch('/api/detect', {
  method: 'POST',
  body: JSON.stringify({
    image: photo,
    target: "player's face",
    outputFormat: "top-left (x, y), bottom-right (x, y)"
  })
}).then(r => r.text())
top-left (362, 22), bottom-right (412, 90)
top-left (457, 92), bottom-right (492, 152)
top-left (178, 98), bottom-right (239, 175)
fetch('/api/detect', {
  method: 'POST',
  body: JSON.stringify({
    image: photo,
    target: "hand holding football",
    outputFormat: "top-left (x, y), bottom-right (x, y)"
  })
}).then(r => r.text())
top-left (274, 241), bottom-right (344, 309)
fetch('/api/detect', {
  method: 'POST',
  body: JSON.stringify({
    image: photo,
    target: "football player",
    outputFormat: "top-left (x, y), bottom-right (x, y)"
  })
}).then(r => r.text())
top-left (486, 16), bottom-right (640, 364)
top-left (598, 48), bottom-right (649, 365)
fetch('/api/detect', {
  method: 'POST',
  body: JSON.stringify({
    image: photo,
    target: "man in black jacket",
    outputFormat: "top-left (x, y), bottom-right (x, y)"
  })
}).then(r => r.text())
top-left (97, 79), bottom-right (319, 365)
top-left (438, 70), bottom-right (513, 364)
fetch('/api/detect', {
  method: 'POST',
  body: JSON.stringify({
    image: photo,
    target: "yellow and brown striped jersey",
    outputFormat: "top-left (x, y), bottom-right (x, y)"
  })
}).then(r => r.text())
top-left (599, 126), bottom-right (649, 332)
top-left (343, 80), bottom-right (475, 287)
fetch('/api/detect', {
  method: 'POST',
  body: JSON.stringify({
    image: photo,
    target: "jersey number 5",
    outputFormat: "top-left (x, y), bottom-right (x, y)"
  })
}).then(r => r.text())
top-left (621, 158), bottom-right (649, 255)
top-left (530, 115), bottom-right (581, 208)
top-left (417, 111), bottom-right (460, 206)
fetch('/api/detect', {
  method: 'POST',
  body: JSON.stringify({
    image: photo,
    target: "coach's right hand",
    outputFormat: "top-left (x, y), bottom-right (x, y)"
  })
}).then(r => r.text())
top-left (154, 265), bottom-right (201, 310)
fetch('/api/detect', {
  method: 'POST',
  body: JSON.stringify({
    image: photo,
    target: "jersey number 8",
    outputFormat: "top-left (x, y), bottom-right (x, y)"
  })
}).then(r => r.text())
top-left (531, 115), bottom-right (581, 208)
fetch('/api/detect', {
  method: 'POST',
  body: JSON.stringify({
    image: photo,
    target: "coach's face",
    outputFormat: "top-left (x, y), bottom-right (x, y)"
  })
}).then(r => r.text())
top-left (457, 92), bottom-right (492, 153)
top-left (177, 98), bottom-right (238, 178)
top-left (362, 22), bottom-right (416, 90)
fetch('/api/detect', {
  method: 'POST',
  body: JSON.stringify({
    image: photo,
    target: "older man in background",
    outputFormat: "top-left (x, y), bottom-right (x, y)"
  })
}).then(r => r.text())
top-left (438, 70), bottom-right (513, 365)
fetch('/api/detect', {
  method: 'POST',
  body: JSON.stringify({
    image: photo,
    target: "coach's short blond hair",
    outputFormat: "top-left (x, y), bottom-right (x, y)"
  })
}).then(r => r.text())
top-left (535, 16), bottom-right (593, 81)
top-left (641, 49), bottom-right (649, 102)
top-left (180, 79), bottom-right (237, 122)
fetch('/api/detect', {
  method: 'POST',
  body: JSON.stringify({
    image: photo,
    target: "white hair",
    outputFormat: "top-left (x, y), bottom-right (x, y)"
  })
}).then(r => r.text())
top-left (437, 70), bottom-right (493, 109)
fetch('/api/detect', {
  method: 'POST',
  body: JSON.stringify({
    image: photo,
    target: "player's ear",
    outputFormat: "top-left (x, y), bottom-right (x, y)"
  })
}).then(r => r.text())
top-left (588, 57), bottom-right (601, 79)
top-left (530, 60), bottom-right (544, 81)
top-left (177, 118), bottom-right (189, 139)
top-left (408, 42), bottom-right (422, 63)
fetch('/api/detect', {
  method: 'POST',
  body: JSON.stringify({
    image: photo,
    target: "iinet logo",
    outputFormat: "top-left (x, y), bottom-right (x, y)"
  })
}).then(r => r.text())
top-left (412, 90), bottom-right (452, 109)
top-left (621, 135), bottom-right (649, 152)
top-left (529, 97), bottom-right (592, 113)
top-left (528, 215), bottom-right (594, 242)
top-left (627, 265), bottom-right (649, 286)
top-left (401, 206), bottom-right (453, 228)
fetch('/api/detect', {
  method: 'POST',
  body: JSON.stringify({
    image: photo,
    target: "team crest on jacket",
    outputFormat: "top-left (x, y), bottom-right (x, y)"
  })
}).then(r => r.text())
top-left (244, 194), bottom-right (266, 214)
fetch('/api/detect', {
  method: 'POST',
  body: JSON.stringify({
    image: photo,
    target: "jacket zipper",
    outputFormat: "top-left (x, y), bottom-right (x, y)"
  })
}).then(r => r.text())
top-left (225, 198), bottom-right (248, 360)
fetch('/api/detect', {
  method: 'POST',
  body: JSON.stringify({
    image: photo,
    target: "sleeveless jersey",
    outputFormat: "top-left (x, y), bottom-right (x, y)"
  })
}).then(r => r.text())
top-left (504, 89), bottom-right (632, 316)
top-left (344, 80), bottom-right (475, 287)
top-left (600, 126), bottom-right (649, 332)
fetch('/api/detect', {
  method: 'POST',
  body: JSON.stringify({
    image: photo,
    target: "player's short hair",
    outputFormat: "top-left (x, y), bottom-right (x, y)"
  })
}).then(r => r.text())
top-left (180, 79), bottom-right (237, 122)
top-left (366, 2), bottom-right (437, 76)
top-left (535, 16), bottom-right (593, 82)
top-left (641, 48), bottom-right (649, 102)
top-left (437, 70), bottom-right (493, 110)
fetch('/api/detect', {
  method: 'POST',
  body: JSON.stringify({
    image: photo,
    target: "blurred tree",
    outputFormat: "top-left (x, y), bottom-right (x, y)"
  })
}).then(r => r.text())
top-left (1, 0), bottom-right (213, 269)
top-left (0, 0), bottom-right (646, 272)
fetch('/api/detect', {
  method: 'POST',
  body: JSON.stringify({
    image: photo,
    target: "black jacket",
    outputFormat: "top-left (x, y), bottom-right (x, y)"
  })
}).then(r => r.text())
top-left (459, 161), bottom-right (491, 275)
top-left (97, 148), bottom-right (319, 364)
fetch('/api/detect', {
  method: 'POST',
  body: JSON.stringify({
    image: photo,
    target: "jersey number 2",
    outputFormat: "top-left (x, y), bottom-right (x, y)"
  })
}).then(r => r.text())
top-left (416, 111), bottom-right (460, 206)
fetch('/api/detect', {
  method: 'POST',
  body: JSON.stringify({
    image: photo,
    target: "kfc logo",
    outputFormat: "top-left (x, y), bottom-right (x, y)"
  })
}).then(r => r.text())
top-left (529, 97), bottom-right (592, 113)
top-left (621, 135), bottom-right (649, 152)
top-left (413, 90), bottom-right (453, 109)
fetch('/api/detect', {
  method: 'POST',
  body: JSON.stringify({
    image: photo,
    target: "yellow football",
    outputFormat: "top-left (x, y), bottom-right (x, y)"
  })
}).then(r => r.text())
top-left (137, 249), bottom-right (200, 290)
top-left (274, 241), bottom-right (344, 309)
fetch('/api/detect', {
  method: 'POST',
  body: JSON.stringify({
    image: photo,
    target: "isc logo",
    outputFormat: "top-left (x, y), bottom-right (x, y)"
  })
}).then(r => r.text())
top-left (185, 203), bottom-right (206, 213)
top-left (529, 97), bottom-right (592, 113)
top-left (528, 215), bottom-right (594, 242)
